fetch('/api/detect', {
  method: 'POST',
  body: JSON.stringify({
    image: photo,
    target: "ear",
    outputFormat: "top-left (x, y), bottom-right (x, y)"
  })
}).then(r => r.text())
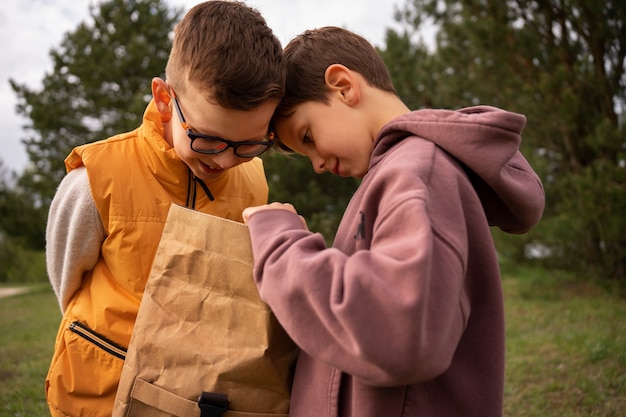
top-left (151, 77), bottom-right (172, 122)
top-left (324, 64), bottom-right (361, 106)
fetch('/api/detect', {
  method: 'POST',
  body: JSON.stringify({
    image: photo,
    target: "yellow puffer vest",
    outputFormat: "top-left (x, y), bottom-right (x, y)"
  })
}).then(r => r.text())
top-left (45, 100), bottom-right (268, 417)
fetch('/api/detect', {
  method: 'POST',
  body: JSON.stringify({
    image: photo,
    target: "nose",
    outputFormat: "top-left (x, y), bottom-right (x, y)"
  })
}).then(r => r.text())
top-left (311, 155), bottom-right (326, 174)
top-left (209, 149), bottom-right (245, 169)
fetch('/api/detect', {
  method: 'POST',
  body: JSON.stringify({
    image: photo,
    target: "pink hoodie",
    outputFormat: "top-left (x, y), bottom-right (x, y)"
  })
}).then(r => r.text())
top-left (246, 106), bottom-right (545, 417)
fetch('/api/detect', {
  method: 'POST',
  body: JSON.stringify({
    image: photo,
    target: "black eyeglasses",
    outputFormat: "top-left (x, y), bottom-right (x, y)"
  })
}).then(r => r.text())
top-left (170, 89), bottom-right (274, 158)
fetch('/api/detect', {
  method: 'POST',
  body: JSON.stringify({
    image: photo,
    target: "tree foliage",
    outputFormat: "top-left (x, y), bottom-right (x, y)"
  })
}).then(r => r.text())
top-left (0, 168), bottom-right (47, 251)
top-left (0, 161), bottom-right (48, 281)
top-left (9, 0), bottom-right (180, 229)
top-left (382, 0), bottom-right (626, 280)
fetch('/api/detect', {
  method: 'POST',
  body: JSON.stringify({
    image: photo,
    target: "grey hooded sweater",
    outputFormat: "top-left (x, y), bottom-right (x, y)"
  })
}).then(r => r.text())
top-left (246, 106), bottom-right (545, 417)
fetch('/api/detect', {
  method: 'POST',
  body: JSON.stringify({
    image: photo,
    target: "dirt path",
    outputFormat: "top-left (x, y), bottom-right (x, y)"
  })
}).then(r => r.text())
top-left (0, 287), bottom-right (30, 299)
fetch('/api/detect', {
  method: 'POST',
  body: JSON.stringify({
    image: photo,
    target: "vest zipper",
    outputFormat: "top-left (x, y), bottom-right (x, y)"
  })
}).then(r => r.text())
top-left (69, 321), bottom-right (127, 360)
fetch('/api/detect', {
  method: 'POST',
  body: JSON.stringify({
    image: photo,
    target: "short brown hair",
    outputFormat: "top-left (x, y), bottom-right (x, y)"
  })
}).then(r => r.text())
top-left (277, 26), bottom-right (396, 117)
top-left (166, 1), bottom-right (284, 110)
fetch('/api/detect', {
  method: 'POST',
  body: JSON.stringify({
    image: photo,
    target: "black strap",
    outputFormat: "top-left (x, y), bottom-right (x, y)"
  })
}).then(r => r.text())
top-left (186, 168), bottom-right (215, 209)
top-left (186, 168), bottom-right (195, 209)
top-left (198, 392), bottom-right (229, 417)
top-left (196, 177), bottom-right (215, 201)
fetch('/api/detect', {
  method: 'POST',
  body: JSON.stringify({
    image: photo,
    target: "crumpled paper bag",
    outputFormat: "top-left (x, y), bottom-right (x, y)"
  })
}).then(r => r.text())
top-left (113, 204), bottom-right (298, 417)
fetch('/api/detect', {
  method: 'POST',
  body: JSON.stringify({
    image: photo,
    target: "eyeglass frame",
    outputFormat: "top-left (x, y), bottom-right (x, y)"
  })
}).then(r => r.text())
top-left (169, 87), bottom-right (275, 158)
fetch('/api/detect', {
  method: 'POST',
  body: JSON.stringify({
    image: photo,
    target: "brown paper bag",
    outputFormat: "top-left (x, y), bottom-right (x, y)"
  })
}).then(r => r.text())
top-left (112, 204), bottom-right (298, 417)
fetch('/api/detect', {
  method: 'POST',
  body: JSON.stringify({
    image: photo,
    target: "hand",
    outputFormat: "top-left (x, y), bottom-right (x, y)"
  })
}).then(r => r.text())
top-left (243, 202), bottom-right (308, 229)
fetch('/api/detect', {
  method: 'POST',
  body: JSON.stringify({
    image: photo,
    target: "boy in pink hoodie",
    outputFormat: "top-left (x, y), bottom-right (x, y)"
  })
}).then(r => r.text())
top-left (243, 27), bottom-right (544, 417)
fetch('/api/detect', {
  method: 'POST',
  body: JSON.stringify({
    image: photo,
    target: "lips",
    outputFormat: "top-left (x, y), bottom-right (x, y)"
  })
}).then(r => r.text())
top-left (332, 161), bottom-right (341, 177)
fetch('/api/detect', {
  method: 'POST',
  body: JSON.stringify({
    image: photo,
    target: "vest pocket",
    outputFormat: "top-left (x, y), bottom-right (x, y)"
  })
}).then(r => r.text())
top-left (46, 318), bottom-right (127, 416)
top-left (69, 320), bottom-right (127, 360)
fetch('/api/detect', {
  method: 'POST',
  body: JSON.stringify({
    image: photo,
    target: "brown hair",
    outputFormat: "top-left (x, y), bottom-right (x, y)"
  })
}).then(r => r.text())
top-left (166, 1), bottom-right (284, 110)
top-left (276, 26), bottom-right (396, 118)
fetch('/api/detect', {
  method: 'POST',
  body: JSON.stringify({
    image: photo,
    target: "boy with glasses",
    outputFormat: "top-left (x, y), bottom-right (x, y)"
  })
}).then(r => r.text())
top-left (242, 26), bottom-right (545, 417)
top-left (45, 2), bottom-right (283, 416)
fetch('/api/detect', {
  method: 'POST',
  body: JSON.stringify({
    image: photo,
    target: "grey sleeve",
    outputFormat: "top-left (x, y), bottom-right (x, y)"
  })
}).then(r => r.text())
top-left (45, 167), bottom-right (105, 312)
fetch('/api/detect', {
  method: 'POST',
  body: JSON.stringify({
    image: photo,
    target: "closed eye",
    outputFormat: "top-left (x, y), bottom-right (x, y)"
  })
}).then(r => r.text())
top-left (302, 132), bottom-right (313, 144)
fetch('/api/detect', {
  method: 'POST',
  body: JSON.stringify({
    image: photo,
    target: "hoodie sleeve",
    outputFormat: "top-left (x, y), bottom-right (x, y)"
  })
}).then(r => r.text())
top-left (46, 167), bottom-right (105, 312)
top-left (246, 184), bottom-right (468, 387)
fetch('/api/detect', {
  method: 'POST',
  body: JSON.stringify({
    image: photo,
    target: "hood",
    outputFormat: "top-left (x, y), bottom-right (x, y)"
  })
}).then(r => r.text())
top-left (374, 105), bottom-right (544, 234)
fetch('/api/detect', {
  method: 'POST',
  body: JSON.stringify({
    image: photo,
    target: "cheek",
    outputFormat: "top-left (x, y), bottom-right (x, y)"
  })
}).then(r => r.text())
top-left (171, 132), bottom-right (195, 162)
top-left (336, 132), bottom-right (371, 169)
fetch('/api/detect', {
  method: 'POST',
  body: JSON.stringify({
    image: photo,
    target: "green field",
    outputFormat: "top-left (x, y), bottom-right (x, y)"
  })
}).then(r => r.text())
top-left (0, 285), bottom-right (60, 416)
top-left (502, 269), bottom-right (626, 416)
top-left (1, 269), bottom-right (625, 416)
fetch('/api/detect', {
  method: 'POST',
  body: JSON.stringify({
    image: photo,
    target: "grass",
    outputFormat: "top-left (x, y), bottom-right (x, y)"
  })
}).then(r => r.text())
top-left (0, 271), bottom-right (625, 416)
top-left (502, 267), bottom-right (626, 416)
top-left (0, 284), bottom-right (60, 417)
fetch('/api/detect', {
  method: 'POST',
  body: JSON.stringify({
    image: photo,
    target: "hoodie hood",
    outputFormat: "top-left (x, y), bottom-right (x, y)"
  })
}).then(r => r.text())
top-left (374, 105), bottom-right (544, 234)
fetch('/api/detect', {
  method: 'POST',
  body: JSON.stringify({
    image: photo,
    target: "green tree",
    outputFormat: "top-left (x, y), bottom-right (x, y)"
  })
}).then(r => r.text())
top-left (0, 162), bottom-right (46, 251)
top-left (9, 0), bottom-right (181, 241)
top-left (382, 0), bottom-right (626, 280)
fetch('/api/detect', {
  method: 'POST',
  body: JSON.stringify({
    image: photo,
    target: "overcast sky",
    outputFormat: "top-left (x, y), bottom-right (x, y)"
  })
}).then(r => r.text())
top-left (0, 0), bottom-right (406, 173)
